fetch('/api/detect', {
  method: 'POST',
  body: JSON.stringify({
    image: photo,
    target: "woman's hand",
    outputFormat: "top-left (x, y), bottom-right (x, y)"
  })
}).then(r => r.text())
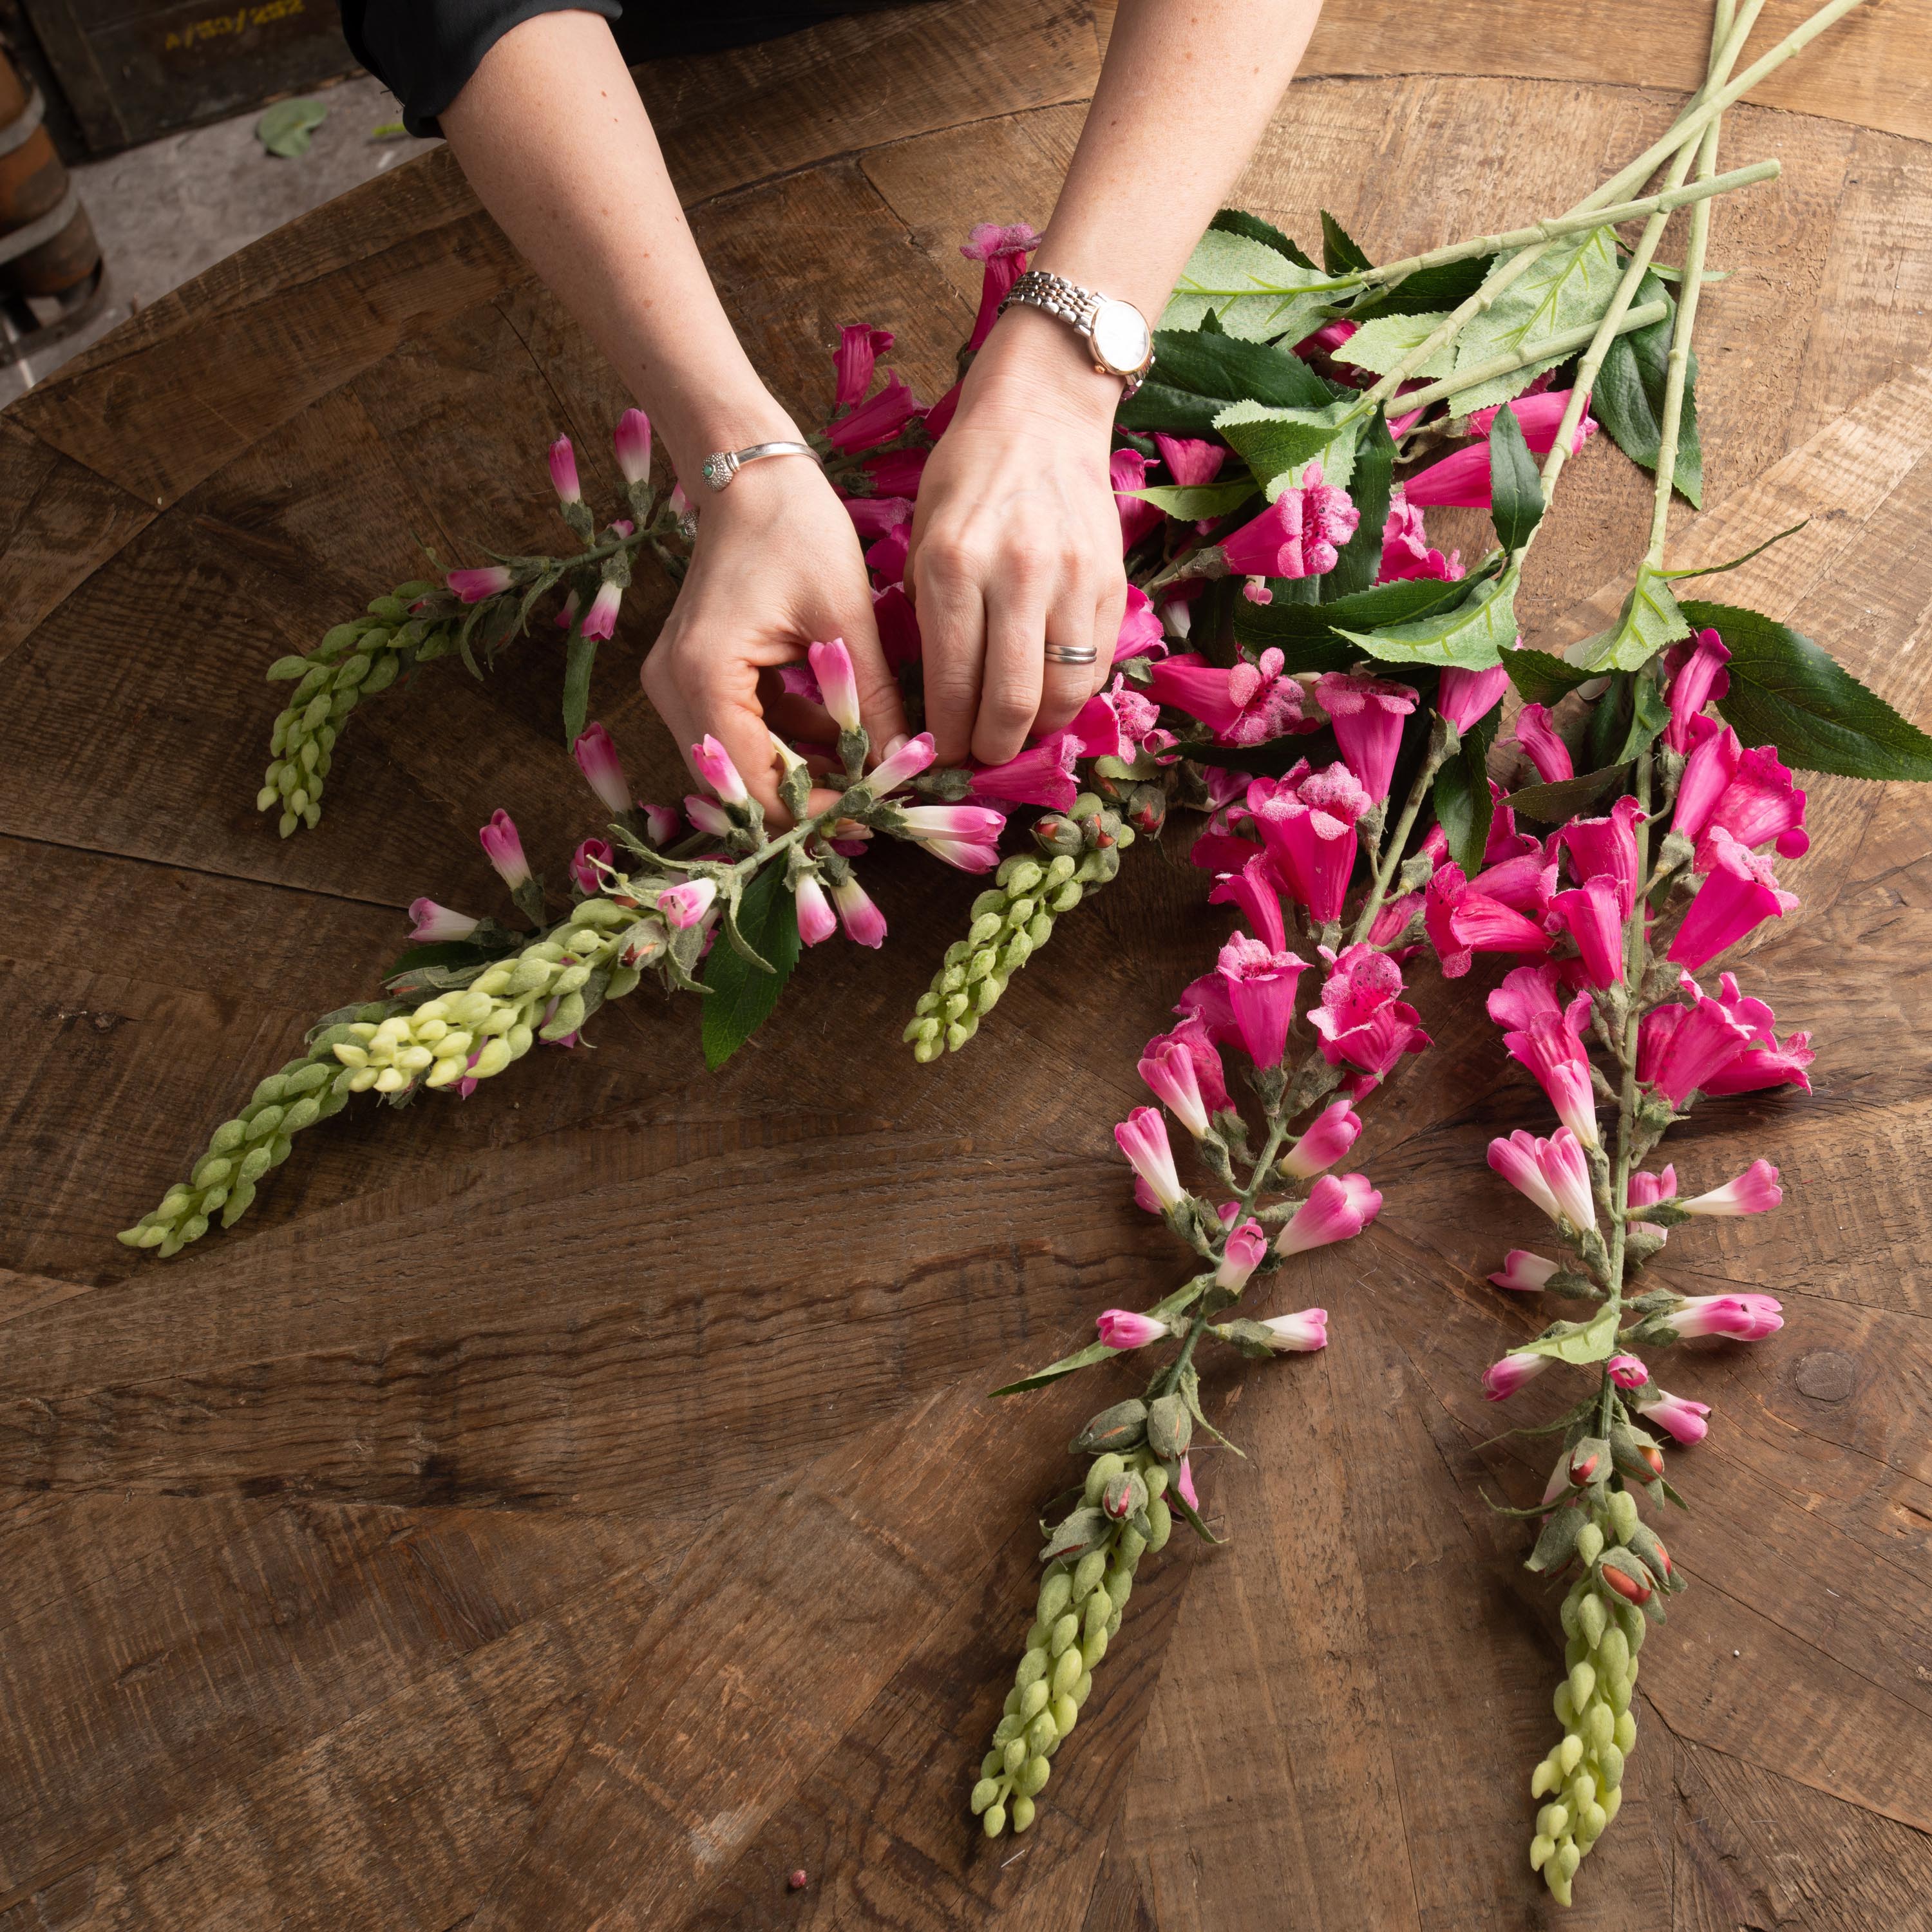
top-left (643, 456), bottom-right (908, 818)
top-left (905, 308), bottom-right (1129, 768)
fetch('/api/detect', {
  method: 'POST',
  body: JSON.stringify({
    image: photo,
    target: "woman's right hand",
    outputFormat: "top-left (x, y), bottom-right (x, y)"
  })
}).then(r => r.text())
top-left (642, 455), bottom-right (909, 819)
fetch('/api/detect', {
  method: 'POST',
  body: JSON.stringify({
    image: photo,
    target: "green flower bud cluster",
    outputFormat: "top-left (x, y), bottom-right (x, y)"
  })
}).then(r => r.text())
top-left (1528, 1488), bottom-right (1656, 1905)
top-left (905, 794), bottom-right (1134, 1062)
top-left (258, 586), bottom-right (446, 837)
top-left (971, 1449), bottom-right (1173, 1838)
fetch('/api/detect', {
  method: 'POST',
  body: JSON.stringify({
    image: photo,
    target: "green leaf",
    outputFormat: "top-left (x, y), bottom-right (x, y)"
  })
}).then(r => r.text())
top-left (1593, 270), bottom-right (1701, 507)
top-left (989, 1339), bottom-right (1115, 1398)
top-left (1210, 207), bottom-right (1317, 270)
top-left (1506, 763), bottom-right (1633, 823)
top-left (1581, 672), bottom-right (1671, 771)
top-left (1128, 480), bottom-right (1258, 521)
top-left (1334, 310), bottom-right (1454, 379)
top-left (1214, 398), bottom-right (1361, 498)
top-left (1658, 520), bottom-right (1808, 582)
top-left (1684, 599), bottom-right (1932, 781)
top-left (1434, 705), bottom-right (1501, 875)
top-left (1520, 1303), bottom-right (1622, 1367)
top-left (1504, 645), bottom-right (1595, 707)
top-left (1486, 402), bottom-right (1544, 554)
top-left (1235, 575), bottom-right (1472, 670)
top-left (256, 98), bottom-right (327, 158)
top-left (1338, 569), bottom-right (1518, 670)
top-left (1164, 229), bottom-right (1354, 340)
top-left (1320, 210), bottom-right (1374, 276)
top-left (1323, 406), bottom-right (1393, 600)
top-left (1452, 229), bottom-right (1620, 413)
top-left (561, 625), bottom-right (598, 746)
top-left (1573, 565), bottom-right (1689, 671)
top-left (1347, 253), bottom-right (1496, 322)
top-left (700, 861), bottom-right (801, 1070)
top-left (1115, 381), bottom-right (1224, 436)
top-left (1144, 328), bottom-right (1333, 410)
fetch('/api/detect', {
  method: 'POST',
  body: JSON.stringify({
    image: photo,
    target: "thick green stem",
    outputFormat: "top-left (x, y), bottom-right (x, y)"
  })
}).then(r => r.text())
top-left (1604, 751), bottom-right (1654, 1312)
top-left (1392, 298), bottom-right (1669, 419)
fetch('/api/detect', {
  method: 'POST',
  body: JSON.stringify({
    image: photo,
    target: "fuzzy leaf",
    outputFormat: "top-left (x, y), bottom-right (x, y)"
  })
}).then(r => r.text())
top-left (1520, 1303), bottom-right (1622, 1366)
top-left (1214, 398), bottom-right (1361, 497)
top-left (1452, 229), bottom-right (1620, 412)
top-left (699, 861), bottom-right (800, 1070)
top-left (1338, 570), bottom-right (1517, 670)
top-left (560, 625), bottom-right (598, 746)
top-left (1685, 599), bottom-right (1932, 781)
top-left (1334, 310), bottom-right (1454, 379)
top-left (988, 1340), bottom-right (1115, 1398)
top-left (1164, 229), bottom-right (1354, 340)
top-left (1573, 565), bottom-right (1689, 672)
top-left (256, 98), bottom-right (327, 158)
top-left (1526, 1500), bottom-right (1586, 1573)
top-left (1041, 1506), bottom-right (1110, 1562)
top-left (1593, 270), bottom-right (1702, 507)
top-left (1487, 400), bottom-right (1545, 554)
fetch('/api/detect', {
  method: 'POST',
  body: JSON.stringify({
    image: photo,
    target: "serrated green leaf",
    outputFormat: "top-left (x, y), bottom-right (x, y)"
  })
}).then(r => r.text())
top-left (561, 625), bottom-right (598, 745)
top-left (1452, 229), bottom-right (1620, 413)
top-left (256, 98), bottom-right (327, 158)
top-left (1334, 310), bottom-right (1454, 379)
top-left (1658, 520), bottom-right (1808, 582)
top-left (1115, 381), bottom-right (1224, 435)
top-left (1581, 672), bottom-right (1672, 771)
top-left (700, 861), bottom-right (800, 1070)
top-left (1320, 210), bottom-right (1373, 276)
top-left (1209, 207), bottom-right (1317, 270)
top-left (1504, 645), bottom-right (1596, 706)
top-left (1573, 565), bottom-right (1689, 671)
top-left (1506, 763), bottom-right (1633, 823)
top-left (1487, 402), bottom-right (1544, 554)
top-left (1347, 253), bottom-right (1497, 322)
top-left (1324, 407), bottom-right (1393, 600)
top-left (1236, 574), bottom-right (1472, 669)
top-left (1213, 398), bottom-right (1361, 498)
top-left (989, 1338), bottom-right (1115, 1398)
top-left (1593, 270), bottom-right (1702, 507)
top-left (1520, 1303), bottom-right (1621, 1366)
top-left (1164, 229), bottom-right (1355, 340)
top-left (1128, 480), bottom-right (1258, 520)
top-left (1433, 704), bottom-right (1501, 875)
top-left (1685, 599), bottom-right (1932, 781)
top-left (1142, 328), bottom-right (1334, 410)
top-left (1338, 569), bottom-right (1518, 670)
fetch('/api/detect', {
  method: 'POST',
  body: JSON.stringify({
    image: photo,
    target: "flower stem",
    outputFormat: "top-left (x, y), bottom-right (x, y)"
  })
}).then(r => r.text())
top-left (1350, 730), bottom-right (1452, 945)
top-left (1390, 298), bottom-right (1669, 419)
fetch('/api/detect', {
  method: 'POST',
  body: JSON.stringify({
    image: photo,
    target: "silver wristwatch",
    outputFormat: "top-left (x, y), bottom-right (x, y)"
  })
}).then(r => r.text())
top-left (998, 269), bottom-right (1155, 396)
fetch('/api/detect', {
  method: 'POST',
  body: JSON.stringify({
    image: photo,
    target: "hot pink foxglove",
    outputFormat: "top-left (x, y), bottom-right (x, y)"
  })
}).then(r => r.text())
top-left (1116, 1105), bottom-right (1185, 1212)
top-left (478, 810), bottom-right (531, 889)
top-left (1096, 1308), bottom-right (1170, 1350)
top-left (1144, 1016), bottom-right (1233, 1116)
top-left (1279, 1097), bottom-right (1362, 1179)
top-left (683, 794), bottom-right (735, 838)
top-left (1316, 672), bottom-right (1419, 804)
top-left (1216, 1219), bottom-right (1269, 1291)
top-left (1152, 432), bottom-right (1227, 487)
top-left (1663, 628), bottom-right (1730, 752)
top-left (965, 732), bottom-right (1081, 811)
top-left (1667, 827), bottom-right (1799, 972)
top-left (1488, 1128), bottom-right (1595, 1230)
top-left (573, 723), bottom-right (632, 817)
top-left (960, 220), bottom-right (1037, 351)
top-left (1504, 1011), bottom-right (1601, 1146)
top-left (1438, 662), bottom-right (1510, 733)
top-left (1674, 731), bottom-right (1810, 866)
top-left (1489, 1249), bottom-right (1560, 1292)
top-left (1113, 584), bottom-right (1167, 661)
top-left (1548, 874), bottom-right (1625, 987)
top-left (1216, 464), bottom-right (1358, 578)
top-left (693, 734), bottom-right (749, 808)
top-left (794, 873), bottom-right (837, 947)
top-left (827, 370), bottom-right (920, 454)
top-left (896, 803), bottom-right (1005, 872)
top-left (1636, 1387), bottom-right (1712, 1444)
top-left (1274, 1172), bottom-right (1381, 1256)
top-left (1426, 864), bottom-right (1555, 978)
top-left (1482, 1349), bottom-right (1551, 1401)
top-left (1144, 649), bottom-right (1313, 747)
top-left (1638, 993), bottom-right (1757, 1106)
top-left (1407, 395), bottom-right (1595, 508)
top-left (547, 435), bottom-right (582, 505)
top-left (1512, 703), bottom-right (1574, 784)
top-left (1258, 1309), bottom-right (1330, 1351)
top-left (612, 408), bottom-right (652, 483)
top-left (1663, 1292), bottom-right (1783, 1340)
top-left (1206, 851), bottom-right (1289, 954)
top-left (868, 731), bottom-right (937, 793)
top-left (834, 324), bottom-right (895, 410)
top-left (1309, 943), bottom-right (1430, 1081)
top-left (808, 639), bottom-right (862, 733)
top-left (1466, 390), bottom-right (1598, 456)
top-left (1681, 1159), bottom-right (1782, 1216)
top-left (1607, 1353), bottom-right (1651, 1390)
top-left (1554, 795), bottom-right (1642, 914)
top-left (640, 803), bottom-right (680, 848)
top-left (1113, 448), bottom-right (1164, 551)
top-left (1217, 931), bottom-right (1311, 1069)
top-left (1487, 962), bottom-right (1591, 1037)
top-left (408, 898), bottom-right (479, 942)
top-left (1378, 490), bottom-right (1463, 583)
top-left (448, 564), bottom-right (513, 603)
top-left (1250, 764), bottom-right (1370, 921)
top-left (1139, 1039), bottom-right (1215, 1139)
top-left (831, 875), bottom-right (887, 948)
top-left (1697, 975), bottom-right (1814, 1095)
top-left (570, 837), bottom-right (614, 895)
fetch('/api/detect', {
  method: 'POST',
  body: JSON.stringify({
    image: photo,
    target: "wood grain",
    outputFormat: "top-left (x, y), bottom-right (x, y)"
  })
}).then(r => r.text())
top-left (3, 1), bottom-right (1931, 1926)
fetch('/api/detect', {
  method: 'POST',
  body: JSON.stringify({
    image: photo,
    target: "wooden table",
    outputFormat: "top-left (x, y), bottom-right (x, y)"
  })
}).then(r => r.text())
top-left (4, 3), bottom-right (1930, 1925)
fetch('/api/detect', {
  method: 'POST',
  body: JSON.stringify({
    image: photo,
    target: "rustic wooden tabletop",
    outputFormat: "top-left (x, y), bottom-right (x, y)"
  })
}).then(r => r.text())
top-left (3, 2), bottom-right (1929, 1926)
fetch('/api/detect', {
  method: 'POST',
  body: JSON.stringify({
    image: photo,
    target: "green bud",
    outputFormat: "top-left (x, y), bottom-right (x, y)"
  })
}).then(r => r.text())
top-left (982, 1804), bottom-right (1007, 1839)
top-left (189, 1155), bottom-right (232, 1188)
top-left (1050, 1694), bottom-right (1078, 1738)
top-left (1027, 912), bottom-right (1052, 947)
top-left (1027, 1712), bottom-right (1058, 1756)
top-left (1010, 1795), bottom-right (1036, 1834)
top-left (1577, 1522), bottom-right (1605, 1566)
top-left (968, 913), bottom-right (1003, 947)
top-left (1144, 1497), bottom-right (1172, 1552)
top-left (1015, 1754), bottom-right (1050, 1797)
top-left (1072, 1549), bottom-right (1107, 1602)
top-left (1596, 1625), bottom-right (1629, 1683)
top-left (1115, 1526), bottom-right (1147, 1567)
top-left (1530, 1756), bottom-right (1560, 1799)
top-left (220, 1179), bottom-right (256, 1227)
top-left (1037, 1570), bottom-right (1072, 1622)
top-left (237, 1145), bottom-right (273, 1184)
top-left (281, 1096), bottom-right (321, 1133)
top-left (1568, 1661), bottom-right (1596, 1710)
top-left (1081, 1626), bottom-right (1107, 1671)
top-left (1083, 1452), bottom-right (1125, 1504)
top-left (981, 1750), bottom-right (1003, 1781)
top-left (1607, 1489), bottom-right (1640, 1543)
top-left (1016, 1648), bottom-right (1048, 1690)
top-left (1052, 1647), bottom-right (1083, 1697)
top-left (1048, 881), bottom-right (1083, 914)
top-left (1003, 1738), bottom-right (1027, 1776)
top-left (1598, 1743), bottom-right (1624, 1790)
top-left (1613, 1709), bottom-right (1637, 1754)
top-left (1577, 1593), bottom-right (1606, 1651)
top-left (1083, 1589), bottom-right (1110, 1640)
top-left (999, 858), bottom-right (1044, 894)
top-left (1049, 1613), bottom-right (1079, 1658)
top-left (1557, 1734), bottom-right (1583, 1776)
top-left (992, 1714), bottom-right (1023, 1747)
top-left (1105, 1567), bottom-right (1133, 1611)
top-left (1072, 1671), bottom-right (1093, 1707)
top-left (1583, 1702), bottom-right (1614, 1756)
top-left (971, 1778), bottom-right (999, 1815)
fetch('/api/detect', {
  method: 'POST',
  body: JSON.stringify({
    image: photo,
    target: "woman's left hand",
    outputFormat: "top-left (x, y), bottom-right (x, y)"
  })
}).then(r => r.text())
top-left (904, 308), bottom-right (1129, 768)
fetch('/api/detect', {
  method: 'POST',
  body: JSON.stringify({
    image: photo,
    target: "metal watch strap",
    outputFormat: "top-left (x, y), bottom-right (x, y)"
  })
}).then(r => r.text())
top-left (700, 439), bottom-right (821, 492)
top-left (998, 270), bottom-right (1150, 394)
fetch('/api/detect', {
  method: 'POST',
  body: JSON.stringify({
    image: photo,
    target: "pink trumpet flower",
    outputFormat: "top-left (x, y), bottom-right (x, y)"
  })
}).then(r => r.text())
top-left (1146, 1016), bottom-right (1233, 1116)
top-left (1139, 1039), bottom-right (1215, 1139)
top-left (893, 803), bottom-right (1007, 872)
top-left (683, 794), bottom-right (735, 838)
top-left (1555, 795), bottom-right (1642, 914)
top-left (1407, 393), bottom-right (1596, 509)
top-left (1425, 864), bottom-right (1554, 978)
top-left (1217, 1219), bottom-right (1270, 1291)
top-left (447, 564), bottom-right (513, 603)
top-left (1548, 874), bottom-right (1627, 987)
top-left (1512, 703), bottom-right (1574, 784)
top-left (1112, 448), bottom-right (1165, 550)
top-left (573, 723), bottom-right (633, 817)
top-left (1681, 1159), bottom-right (1783, 1216)
top-left (826, 370), bottom-right (920, 454)
top-left (1698, 975), bottom-right (1814, 1095)
top-left (1674, 728), bottom-right (1810, 867)
top-left (1113, 584), bottom-right (1168, 662)
top-left (1488, 1128), bottom-right (1595, 1230)
top-left (1482, 1349), bottom-right (1551, 1401)
top-left (1466, 390), bottom-right (1598, 455)
top-left (569, 837), bottom-right (614, 895)
top-left (1217, 931), bottom-right (1311, 1070)
top-left (1144, 649), bottom-right (1314, 747)
top-left (1437, 663), bottom-right (1510, 734)
top-left (1489, 1250), bottom-right (1560, 1292)
top-left (581, 579), bottom-right (622, 641)
top-left (1116, 1105), bottom-right (1186, 1211)
top-left (794, 873), bottom-right (838, 946)
top-left (1504, 1011), bottom-right (1602, 1146)
top-left (1638, 993), bottom-right (1758, 1106)
top-left (1207, 852), bottom-right (1289, 954)
top-left (693, 734), bottom-right (748, 807)
top-left (1378, 490), bottom-right (1463, 584)
top-left (1309, 942), bottom-right (1431, 1081)
top-left (1096, 1308), bottom-right (1170, 1351)
top-left (1487, 961), bottom-right (1591, 1037)
top-left (478, 810), bottom-right (531, 889)
top-left (1667, 827), bottom-right (1801, 972)
top-left (1258, 1309), bottom-right (1330, 1351)
top-left (1152, 432), bottom-right (1227, 487)
top-left (1469, 846), bottom-right (1557, 918)
top-left (1663, 628), bottom-right (1731, 752)
top-left (656, 876), bottom-right (717, 929)
top-left (830, 875), bottom-right (887, 948)
top-left (1176, 1454), bottom-right (1200, 1512)
top-left (1316, 672), bottom-right (1419, 804)
top-left (1638, 1387), bottom-right (1713, 1445)
top-left (408, 898), bottom-right (480, 942)
top-left (641, 804), bottom-right (681, 848)
top-left (833, 324), bottom-right (895, 410)
top-left (1607, 1353), bottom-right (1650, 1391)
top-left (1279, 1098), bottom-right (1362, 1179)
top-left (807, 638), bottom-right (862, 732)
top-left (1251, 764), bottom-right (1372, 922)
top-left (1627, 1165), bottom-right (1677, 1241)
top-left (612, 408), bottom-right (652, 483)
top-left (966, 730), bottom-right (1082, 811)
top-left (1216, 463), bottom-right (1359, 579)
top-left (547, 435), bottom-right (582, 505)
top-left (960, 220), bottom-right (1037, 351)
top-left (1274, 1172), bottom-right (1381, 1257)
top-left (1665, 1293), bottom-right (1785, 1341)
top-left (867, 731), bottom-right (937, 794)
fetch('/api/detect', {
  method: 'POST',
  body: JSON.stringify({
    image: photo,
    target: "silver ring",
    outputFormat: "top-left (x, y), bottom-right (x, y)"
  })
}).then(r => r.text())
top-left (1043, 644), bottom-right (1099, 666)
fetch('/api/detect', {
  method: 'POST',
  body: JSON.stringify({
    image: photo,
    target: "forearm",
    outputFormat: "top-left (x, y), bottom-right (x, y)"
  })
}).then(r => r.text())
top-left (440, 10), bottom-right (794, 484)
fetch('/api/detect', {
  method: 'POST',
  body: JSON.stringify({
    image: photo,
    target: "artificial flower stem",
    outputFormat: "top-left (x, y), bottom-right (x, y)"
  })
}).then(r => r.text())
top-left (1349, 723), bottom-right (1456, 946)
top-left (1604, 748), bottom-right (1656, 1311)
top-left (1391, 298), bottom-right (1669, 419)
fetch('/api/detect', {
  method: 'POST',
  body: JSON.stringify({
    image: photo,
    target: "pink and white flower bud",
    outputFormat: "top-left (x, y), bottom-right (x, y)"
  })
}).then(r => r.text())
top-left (612, 408), bottom-right (653, 483)
top-left (830, 874), bottom-right (887, 948)
top-left (808, 638), bottom-right (862, 732)
top-left (478, 810), bottom-right (531, 889)
top-left (1504, 1012), bottom-right (1601, 1148)
top-left (683, 795), bottom-right (735, 837)
top-left (1274, 1171), bottom-right (1381, 1258)
top-left (1637, 1386), bottom-right (1712, 1444)
top-left (1488, 1249), bottom-right (1560, 1293)
top-left (570, 837), bottom-right (614, 895)
top-left (1488, 1127), bottom-right (1595, 1231)
top-left (1681, 1159), bottom-right (1782, 1217)
top-left (572, 722), bottom-right (632, 816)
top-left (408, 898), bottom-right (480, 942)
top-left (1115, 1105), bottom-right (1185, 1213)
top-left (1216, 1219), bottom-right (1270, 1291)
top-left (693, 734), bottom-right (750, 806)
top-left (1139, 1039), bottom-right (1213, 1139)
top-left (1664, 1292), bottom-right (1784, 1340)
top-left (868, 731), bottom-right (936, 793)
top-left (1259, 1307), bottom-right (1329, 1351)
top-left (1278, 1098), bottom-right (1361, 1179)
top-left (1177, 1453), bottom-right (1200, 1512)
top-left (1606, 1352), bottom-right (1650, 1391)
top-left (641, 804), bottom-right (681, 848)
top-left (793, 873), bottom-right (837, 947)
top-left (582, 578), bottom-right (623, 642)
top-left (547, 435), bottom-right (582, 505)
top-left (447, 564), bottom-right (513, 603)
top-left (656, 876), bottom-right (718, 929)
top-left (1482, 1349), bottom-right (1551, 1401)
top-left (1095, 1309), bottom-right (1170, 1350)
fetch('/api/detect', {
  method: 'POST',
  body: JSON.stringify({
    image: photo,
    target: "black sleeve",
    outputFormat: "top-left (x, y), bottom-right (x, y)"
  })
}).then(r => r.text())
top-left (341, 0), bottom-right (623, 137)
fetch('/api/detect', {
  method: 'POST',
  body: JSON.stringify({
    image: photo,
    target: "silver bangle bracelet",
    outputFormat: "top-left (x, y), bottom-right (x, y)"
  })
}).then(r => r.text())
top-left (701, 440), bottom-right (821, 492)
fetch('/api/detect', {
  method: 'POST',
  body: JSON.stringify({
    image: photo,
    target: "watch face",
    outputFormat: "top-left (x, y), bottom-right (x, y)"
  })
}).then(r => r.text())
top-left (1089, 298), bottom-right (1151, 377)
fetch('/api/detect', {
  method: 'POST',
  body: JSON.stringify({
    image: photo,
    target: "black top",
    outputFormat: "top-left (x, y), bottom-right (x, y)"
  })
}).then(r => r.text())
top-left (341, 0), bottom-right (922, 137)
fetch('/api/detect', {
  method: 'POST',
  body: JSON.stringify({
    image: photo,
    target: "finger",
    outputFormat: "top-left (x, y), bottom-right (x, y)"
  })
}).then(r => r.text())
top-left (1036, 589), bottom-right (1101, 736)
top-left (915, 549), bottom-right (987, 768)
top-left (641, 645), bottom-right (702, 797)
top-left (685, 654), bottom-right (790, 822)
top-left (972, 592), bottom-right (1046, 766)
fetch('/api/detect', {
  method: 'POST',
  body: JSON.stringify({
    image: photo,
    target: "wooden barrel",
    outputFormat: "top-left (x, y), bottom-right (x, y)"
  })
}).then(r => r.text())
top-left (3, 2), bottom-right (1930, 1925)
top-left (0, 44), bottom-right (99, 299)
